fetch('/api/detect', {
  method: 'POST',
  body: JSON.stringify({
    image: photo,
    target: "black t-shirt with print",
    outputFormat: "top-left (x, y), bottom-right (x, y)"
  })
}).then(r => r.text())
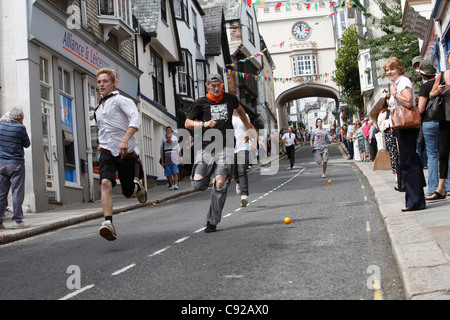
top-left (187, 92), bottom-right (240, 148)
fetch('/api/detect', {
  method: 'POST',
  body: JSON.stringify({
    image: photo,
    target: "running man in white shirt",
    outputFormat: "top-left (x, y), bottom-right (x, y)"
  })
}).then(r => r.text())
top-left (95, 68), bottom-right (146, 241)
top-left (281, 127), bottom-right (299, 169)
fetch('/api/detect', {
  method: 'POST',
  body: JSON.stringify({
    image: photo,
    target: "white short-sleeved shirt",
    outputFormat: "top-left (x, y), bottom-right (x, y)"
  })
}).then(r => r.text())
top-left (282, 132), bottom-right (296, 147)
top-left (388, 75), bottom-right (415, 126)
top-left (95, 91), bottom-right (142, 157)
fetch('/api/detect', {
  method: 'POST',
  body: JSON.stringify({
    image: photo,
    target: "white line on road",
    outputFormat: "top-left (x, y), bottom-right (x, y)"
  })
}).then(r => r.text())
top-left (174, 236), bottom-right (190, 244)
top-left (149, 246), bottom-right (171, 257)
top-left (194, 227), bottom-right (206, 233)
top-left (112, 263), bottom-right (136, 276)
top-left (224, 213), bottom-right (232, 218)
top-left (59, 284), bottom-right (95, 300)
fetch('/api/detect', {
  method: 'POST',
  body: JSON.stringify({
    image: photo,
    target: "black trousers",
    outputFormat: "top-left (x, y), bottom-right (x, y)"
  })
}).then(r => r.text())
top-left (394, 129), bottom-right (426, 209)
top-left (286, 145), bottom-right (295, 168)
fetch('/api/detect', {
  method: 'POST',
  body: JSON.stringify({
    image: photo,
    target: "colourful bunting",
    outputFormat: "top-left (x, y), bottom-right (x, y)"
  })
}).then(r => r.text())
top-left (223, 68), bottom-right (336, 85)
top-left (235, 0), bottom-right (355, 10)
top-left (227, 2), bottom-right (354, 67)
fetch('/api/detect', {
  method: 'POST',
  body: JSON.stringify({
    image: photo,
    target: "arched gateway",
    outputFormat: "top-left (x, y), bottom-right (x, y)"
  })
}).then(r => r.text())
top-left (276, 82), bottom-right (340, 129)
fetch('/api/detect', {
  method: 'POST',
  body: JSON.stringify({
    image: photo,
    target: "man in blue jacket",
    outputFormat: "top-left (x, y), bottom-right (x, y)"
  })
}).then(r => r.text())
top-left (0, 107), bottom-right (31, 229)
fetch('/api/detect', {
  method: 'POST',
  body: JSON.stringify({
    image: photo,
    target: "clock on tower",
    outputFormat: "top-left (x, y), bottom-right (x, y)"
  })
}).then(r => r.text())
top-left (292, 22), bottom-right (310, 40)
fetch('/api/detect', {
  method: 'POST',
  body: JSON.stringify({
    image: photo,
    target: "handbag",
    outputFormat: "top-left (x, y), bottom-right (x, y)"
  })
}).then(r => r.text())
top-left (391, 99), bottom-right (421, 130)
top-left (426, 95), bottom-right (445, 121)
top-left (425, 72), bottom-right (446, 121)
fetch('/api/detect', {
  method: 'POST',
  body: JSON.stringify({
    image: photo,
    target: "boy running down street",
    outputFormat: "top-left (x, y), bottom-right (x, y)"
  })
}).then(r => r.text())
top-left (310, 118), bottom-right (333, 178)
top-left (95, 68), bottom-right (146, 241)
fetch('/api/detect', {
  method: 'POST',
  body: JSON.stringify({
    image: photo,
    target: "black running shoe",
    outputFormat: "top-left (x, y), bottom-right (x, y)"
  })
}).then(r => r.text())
top-left (204, 222), bottom-right (216, 233)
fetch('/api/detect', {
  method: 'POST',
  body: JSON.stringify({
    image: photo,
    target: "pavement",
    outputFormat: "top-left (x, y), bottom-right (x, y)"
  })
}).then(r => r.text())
top-left (1, 144), bottom-right (450, 299)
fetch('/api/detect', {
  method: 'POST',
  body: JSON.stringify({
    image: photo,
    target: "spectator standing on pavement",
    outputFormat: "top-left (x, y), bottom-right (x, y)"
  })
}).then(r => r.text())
top-left (0, 112), bottom-right (14, 215)
top-left (427, 51), bottom-right (450, 200)
top-left (184, 73), bottom-right (252, 233)
top-left (346, 121), bottom-right (354, 160)
top-left (362, 117), bottom-right (371, 160)
top-left (281, 127), bottom-right (298, 169)
top-left (368, 120), bottom-right (378, 162)
top-left (95, 68), bottom-right (146, 241)
top-left (356, 121), bottom-right (367, 162)
top-left (310, 118), bottom-right (333, 178)
top-left (417, 60), bottom-right (450, 199)
top-left (385, 57), bottom-right (426, 211)
top-left (0, 107), bottom-right (31, 229)
top-left (161, 132), bottom-right (183, 190)
top-left (377, 96), bottom-right (399, 182)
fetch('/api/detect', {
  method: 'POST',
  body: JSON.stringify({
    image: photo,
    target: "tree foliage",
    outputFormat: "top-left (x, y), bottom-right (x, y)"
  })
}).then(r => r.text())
top-left (332, 25), bottom-right (363, 109)
top-left (354, 0), bottom-right (420, 77)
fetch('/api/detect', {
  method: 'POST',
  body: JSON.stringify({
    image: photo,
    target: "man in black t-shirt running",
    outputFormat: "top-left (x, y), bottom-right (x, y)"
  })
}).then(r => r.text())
top-left (185, 74), bottom-right (252, 233)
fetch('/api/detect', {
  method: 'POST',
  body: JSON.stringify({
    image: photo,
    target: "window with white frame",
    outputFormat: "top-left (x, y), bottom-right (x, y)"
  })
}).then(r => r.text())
top-left (151, 49), bottom-right (165, 107)
top-left (98, 0), bottom-right (132, 27)
top-left (362, 52), bottom-right (372, 87)
top-left (178, 50), bottom-right (194, 97)
top-left (192, 9), bottom-right (198, 44)
top-left (196, 61), bottom-right (206, 97)
top-left (291, 54), bottom-right (317, 76)
top-left (247, 12), bottom-right (255, 45)
top-left (88, 82), bottom-right (100, 176)
top-left (161, 0), bottom-right (167, 22)
top-left (40, 56), bottom-right (52, 102)
top-left (174, 0), bottom-right (189, 23)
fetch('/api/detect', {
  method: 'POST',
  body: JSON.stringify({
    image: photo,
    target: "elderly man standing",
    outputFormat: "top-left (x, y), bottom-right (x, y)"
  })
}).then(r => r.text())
top-left (0, 107), bottom-right (31, 229)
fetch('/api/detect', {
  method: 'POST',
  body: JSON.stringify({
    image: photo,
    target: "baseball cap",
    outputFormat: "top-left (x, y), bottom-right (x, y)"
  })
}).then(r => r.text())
top-left (419, 60), bottom-right (436, 77)
top-left (206, 73), bottom-right (223, 83)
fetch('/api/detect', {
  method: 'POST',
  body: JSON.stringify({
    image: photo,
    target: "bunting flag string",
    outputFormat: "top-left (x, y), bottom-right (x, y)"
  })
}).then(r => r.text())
top-left (226, 1), bottom-right (355, 67)
top-left (223, 68), bottom-right (336, 84)
top-left (235, 0), bottom-right (356, 10)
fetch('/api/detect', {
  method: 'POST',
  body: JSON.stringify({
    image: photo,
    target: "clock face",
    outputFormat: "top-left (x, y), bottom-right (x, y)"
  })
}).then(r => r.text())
top-left (292, 22), bottom-right (310, 40)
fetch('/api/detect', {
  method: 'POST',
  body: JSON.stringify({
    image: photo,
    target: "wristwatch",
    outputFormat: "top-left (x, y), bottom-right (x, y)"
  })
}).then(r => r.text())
top-left (393, 92), bottom-right (398, 98)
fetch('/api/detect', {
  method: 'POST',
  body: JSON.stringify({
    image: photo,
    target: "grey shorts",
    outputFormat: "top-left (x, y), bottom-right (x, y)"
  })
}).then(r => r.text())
top-left (313, 148), bottom-right (329, 164)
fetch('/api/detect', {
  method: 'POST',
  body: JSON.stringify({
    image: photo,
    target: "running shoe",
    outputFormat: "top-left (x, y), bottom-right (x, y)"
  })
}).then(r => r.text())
top-left (99, 220), bottom-right (117, 241)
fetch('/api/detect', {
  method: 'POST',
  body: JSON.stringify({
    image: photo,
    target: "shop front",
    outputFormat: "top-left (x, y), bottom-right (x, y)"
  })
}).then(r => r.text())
top-left (26, 1), bottom-right (142, 211)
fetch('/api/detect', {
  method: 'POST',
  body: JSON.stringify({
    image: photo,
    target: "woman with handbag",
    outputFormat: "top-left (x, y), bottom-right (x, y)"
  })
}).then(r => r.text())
top-left (427, 52), bottom-right (450, 200)
top-left (384, 57), bottom-right (426, 211)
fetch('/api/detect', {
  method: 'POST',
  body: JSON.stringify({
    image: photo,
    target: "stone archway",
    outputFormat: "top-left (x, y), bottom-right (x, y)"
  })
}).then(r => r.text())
top-left (276, 83), bottom-right (340, 129)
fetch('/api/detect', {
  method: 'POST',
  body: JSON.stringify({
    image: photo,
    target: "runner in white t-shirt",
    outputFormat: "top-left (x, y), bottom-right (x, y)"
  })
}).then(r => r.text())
top-left (281, 127), bottom-right (299, 169)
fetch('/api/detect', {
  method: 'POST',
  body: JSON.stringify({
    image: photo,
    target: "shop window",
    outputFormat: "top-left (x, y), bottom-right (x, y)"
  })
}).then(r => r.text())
top-left (58, 66), bottom-right (78, 184)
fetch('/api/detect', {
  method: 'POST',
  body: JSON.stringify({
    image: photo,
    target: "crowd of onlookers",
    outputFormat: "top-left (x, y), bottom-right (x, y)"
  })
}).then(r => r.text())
top-left (336, 55), bottom-right (450, 212)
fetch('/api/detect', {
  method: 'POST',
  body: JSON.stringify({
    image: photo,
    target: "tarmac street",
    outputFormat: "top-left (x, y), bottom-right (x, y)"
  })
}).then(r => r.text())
top-left (0, 142), bottom-right (450, 301)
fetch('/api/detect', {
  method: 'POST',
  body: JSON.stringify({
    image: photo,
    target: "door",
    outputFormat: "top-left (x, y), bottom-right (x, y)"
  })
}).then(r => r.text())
top-left (40, 55), bottom-right (60, 201)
